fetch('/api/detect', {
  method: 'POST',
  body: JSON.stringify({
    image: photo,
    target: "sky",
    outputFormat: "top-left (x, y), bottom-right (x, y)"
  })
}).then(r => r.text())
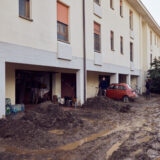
top-left (141, 0), bottom-right (160, 26)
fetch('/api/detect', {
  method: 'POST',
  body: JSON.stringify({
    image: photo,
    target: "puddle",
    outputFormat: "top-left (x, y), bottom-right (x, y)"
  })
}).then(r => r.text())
top-left (137, 136), bottom-right (152, 144)
top-left (3, 124), bottom-right (118, 155)
top-left (130, 149), bottom-right (143, 156)
top-left (81, 118), bottom-right (95, 123)
top-left (56, 125), bottom-right (117, 151)
top-left (48, 130), bottom-right (64, 135)
top-left (106, 134), bottom-right (130, 160)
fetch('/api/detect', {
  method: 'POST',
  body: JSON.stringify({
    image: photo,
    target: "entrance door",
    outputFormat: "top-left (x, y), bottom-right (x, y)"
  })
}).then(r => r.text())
top-left (61, 73), bottom-right (76, 98)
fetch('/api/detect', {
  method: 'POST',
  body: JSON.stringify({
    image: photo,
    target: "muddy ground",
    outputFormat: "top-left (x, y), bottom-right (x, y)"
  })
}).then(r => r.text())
top-left (1, 96), bottom-right (160, 160)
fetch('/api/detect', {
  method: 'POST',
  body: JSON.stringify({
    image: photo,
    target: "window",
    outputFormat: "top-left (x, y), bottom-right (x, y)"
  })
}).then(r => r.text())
top-left (19, 0), bottom-right (30, 19)
top-left (110, 31), bottom-right (114, 51)
top-left (129, 10), bottom-right (133, 30)
top-left (94, 22), bottom-right (101, 52)
top-left (94, 0), bottom-right (100, 5)
top-left (130, 42), bottom-right (133, 62)
top-left (57, 2), bottom-right (69, 42)
top-left (150, 31), bottom-right (152, 45)
top-left (150, 54), bottom-right (152, 64)
top-left (120, 0), bottom-right (123, 17)
top-left (110, 0), bottom-right (114, 9)
top-left (155, 35), bottom-right (157, 45)
top-left (118, 85), bottom-right (126, 90)
top-left (120, 36), bottom-right (123, 54)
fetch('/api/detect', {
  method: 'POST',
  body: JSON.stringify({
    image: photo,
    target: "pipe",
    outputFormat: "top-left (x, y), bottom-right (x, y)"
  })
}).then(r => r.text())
top-left (82, 0), bottom-right (87, 102)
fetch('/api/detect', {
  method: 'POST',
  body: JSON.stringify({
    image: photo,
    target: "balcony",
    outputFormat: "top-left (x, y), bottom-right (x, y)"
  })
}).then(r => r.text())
top-left (94, 52), bottom-right (102, 66)
top-left (130, 61), bottom-right (135, 71)
top-left (130, 30), bottom-right (134, 39)
top-left (93, 2), bottom-right (102, 18)
top-left (57, 41), bottom-right (72, 61)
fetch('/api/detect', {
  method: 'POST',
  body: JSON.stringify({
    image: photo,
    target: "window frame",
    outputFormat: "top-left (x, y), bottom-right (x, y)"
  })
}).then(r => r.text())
top-left (110, 31), bottom-right (114, 51)
top-left (120, 0), bottom-right (123, 17)
top-left (110, 0), bottom-right (114, 10)
top-left (57, 21), bottom-right (69, 43)
top-left (129, 10), bottom-right (133, 30)
top-left (120, 36), bottom-right (123, 54)
top-left (57, 2), bottom-right (69, 43)
top-left (94, 22), bottom-right (101, 53)
top-left (150, 31), bottom-right (152, 45)
top-left (130, 42), bottom-right (133, 62)
top-left (150, 54), bottom-right (152, 64)
top-left (19, 0), bottom-right (32, 21)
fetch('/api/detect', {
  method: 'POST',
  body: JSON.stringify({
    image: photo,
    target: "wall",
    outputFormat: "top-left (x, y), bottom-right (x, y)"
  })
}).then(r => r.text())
top-left (0, 0), bottom-right (83, 58)
top-left (87, 72), bottom-right (99, 98)
top-left (6, 64), bottom-right (15, 104)
top-left (85, 0), bottom-right (141, 71)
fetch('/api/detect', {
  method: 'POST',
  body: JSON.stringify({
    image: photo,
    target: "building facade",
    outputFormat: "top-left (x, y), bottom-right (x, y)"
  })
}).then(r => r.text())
top-left (0, 0), bottom-right (160, 118)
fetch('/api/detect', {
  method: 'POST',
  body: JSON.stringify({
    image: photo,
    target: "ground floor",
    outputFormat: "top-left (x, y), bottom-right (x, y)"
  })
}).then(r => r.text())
top-left (0, 61), bottom-right (142, 118)
top-left (0, 42), bottom-right (147, 118)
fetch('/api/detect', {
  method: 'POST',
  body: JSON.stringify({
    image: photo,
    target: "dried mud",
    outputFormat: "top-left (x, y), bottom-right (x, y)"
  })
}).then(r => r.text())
top-left (0, 96), bottom-right (160, 160)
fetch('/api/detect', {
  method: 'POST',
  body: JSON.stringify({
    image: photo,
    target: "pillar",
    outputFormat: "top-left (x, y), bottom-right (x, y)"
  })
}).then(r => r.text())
top-left (110, 73), bottom-right (119, 84)
top-left (127, 74), bottom-right (131, 85)
top-left (76, 69), bottom-right (84, 105)
top-left (0, 59), bottom-right (5, 118)
top-left (52, 73), bottom-right (61, 98)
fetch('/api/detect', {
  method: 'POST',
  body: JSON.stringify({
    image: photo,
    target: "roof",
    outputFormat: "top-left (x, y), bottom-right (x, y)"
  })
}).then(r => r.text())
top-left (127, 0), bottom-right (160, 37)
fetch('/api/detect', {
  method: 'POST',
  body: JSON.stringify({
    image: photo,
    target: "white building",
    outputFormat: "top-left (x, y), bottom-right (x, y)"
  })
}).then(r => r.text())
top-left (0, 0), bottom-right (160, 118)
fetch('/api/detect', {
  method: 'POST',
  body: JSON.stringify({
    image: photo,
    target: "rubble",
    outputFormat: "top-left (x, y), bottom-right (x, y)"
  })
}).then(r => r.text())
top-left (0, 102), bottom-right (83, 148)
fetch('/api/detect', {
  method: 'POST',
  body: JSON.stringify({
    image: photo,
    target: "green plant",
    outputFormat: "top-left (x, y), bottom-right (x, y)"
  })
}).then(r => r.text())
top-left (147, 57), bottom-right (160, 93)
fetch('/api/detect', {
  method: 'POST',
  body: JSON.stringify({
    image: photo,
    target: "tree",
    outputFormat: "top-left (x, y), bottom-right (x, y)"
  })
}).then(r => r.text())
top-left (147, 57), bottom-right (160, 93)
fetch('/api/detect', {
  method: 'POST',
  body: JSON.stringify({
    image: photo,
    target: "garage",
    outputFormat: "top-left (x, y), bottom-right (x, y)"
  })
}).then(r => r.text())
top-left (16, 70), bottom-right (52, 105)
top-left (61, 73), bottom-right (76, 104)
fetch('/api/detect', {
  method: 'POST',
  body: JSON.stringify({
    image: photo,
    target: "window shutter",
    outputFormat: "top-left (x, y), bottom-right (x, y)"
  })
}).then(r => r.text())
top-left (57, 2), bottom-right (69, 25)
top-left (94, 22), bottom-right (100, 35)
top-left (19, 0), bottom-right (25, 17)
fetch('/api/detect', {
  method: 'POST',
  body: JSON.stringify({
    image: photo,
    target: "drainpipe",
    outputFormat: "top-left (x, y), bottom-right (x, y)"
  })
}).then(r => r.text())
top-left (82, 0), bottom-right (87, 102)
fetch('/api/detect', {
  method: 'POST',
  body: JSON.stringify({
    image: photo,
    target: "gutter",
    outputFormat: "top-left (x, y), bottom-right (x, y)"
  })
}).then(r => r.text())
top-left (82, 0), bottom-right (87, 102)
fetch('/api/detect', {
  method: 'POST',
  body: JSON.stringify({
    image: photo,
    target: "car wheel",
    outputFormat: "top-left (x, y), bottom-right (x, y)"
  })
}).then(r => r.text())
top-left (123, 96), bottom-right (129, 103)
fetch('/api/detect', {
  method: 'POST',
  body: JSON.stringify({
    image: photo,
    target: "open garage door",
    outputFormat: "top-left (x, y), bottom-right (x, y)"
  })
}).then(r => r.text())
top-left (16, 70), bottom-right (52, 104)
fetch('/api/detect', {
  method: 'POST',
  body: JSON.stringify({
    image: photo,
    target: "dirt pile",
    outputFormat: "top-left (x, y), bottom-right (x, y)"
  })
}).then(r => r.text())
top-left (82, 96), bottom-right (131, 113)
top-left (0, 103), bottom-right (83, 147)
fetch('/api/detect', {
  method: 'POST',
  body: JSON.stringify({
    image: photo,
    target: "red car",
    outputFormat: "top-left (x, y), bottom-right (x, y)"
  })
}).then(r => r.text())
top-left (106, 83), bottom-right (138, 102)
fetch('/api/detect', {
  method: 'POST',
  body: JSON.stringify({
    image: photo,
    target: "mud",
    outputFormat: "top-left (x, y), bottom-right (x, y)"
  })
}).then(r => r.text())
top-left (82, 96), bottom-right (132, 113)
top-left (0, 96), bottom-right (160, 160)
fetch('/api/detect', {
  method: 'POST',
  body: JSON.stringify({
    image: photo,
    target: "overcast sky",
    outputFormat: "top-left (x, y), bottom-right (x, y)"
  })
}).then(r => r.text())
top-left (141, 0), bottom-right (160, 26)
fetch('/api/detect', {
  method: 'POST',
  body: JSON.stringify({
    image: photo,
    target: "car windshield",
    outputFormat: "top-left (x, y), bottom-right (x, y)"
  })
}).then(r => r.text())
top-left (127, 84), bottom-right (132, 89)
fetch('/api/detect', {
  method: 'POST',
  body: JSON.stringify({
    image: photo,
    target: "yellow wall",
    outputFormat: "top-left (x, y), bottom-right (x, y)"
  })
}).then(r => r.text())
top-left (6, 65), bottom-right (15, 104)
top-left (87, 72), bottom-right (99, 98)
top-left (131, 76), bottom-right (138, 89)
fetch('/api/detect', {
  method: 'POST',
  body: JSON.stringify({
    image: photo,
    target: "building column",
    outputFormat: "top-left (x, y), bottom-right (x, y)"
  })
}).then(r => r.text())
top-left (52, 73), bottom-right (61, 98)
top-left (127, 74), bottom-right (131, 85)
top-left (110, 73), bottom-right (119, 83)
top-left (76, 69), bottom-right (84, 105)
top-left (0, 59), bottom-right (6, 118)
top-left (138, 74), bottom-right (143, 94)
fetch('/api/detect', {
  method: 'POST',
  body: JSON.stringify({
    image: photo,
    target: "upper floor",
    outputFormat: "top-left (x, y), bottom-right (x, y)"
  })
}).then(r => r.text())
top-left (0, 0), bottom-right (160, 71)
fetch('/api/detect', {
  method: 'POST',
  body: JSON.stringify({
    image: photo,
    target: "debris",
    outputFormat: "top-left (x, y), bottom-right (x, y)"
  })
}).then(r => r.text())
top-left (82, 96), bottom-right (132, 113)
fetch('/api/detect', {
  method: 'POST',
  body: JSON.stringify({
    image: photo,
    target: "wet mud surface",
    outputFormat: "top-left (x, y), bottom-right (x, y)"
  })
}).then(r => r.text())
top-left (1, 96), bottom-right (160, 160)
